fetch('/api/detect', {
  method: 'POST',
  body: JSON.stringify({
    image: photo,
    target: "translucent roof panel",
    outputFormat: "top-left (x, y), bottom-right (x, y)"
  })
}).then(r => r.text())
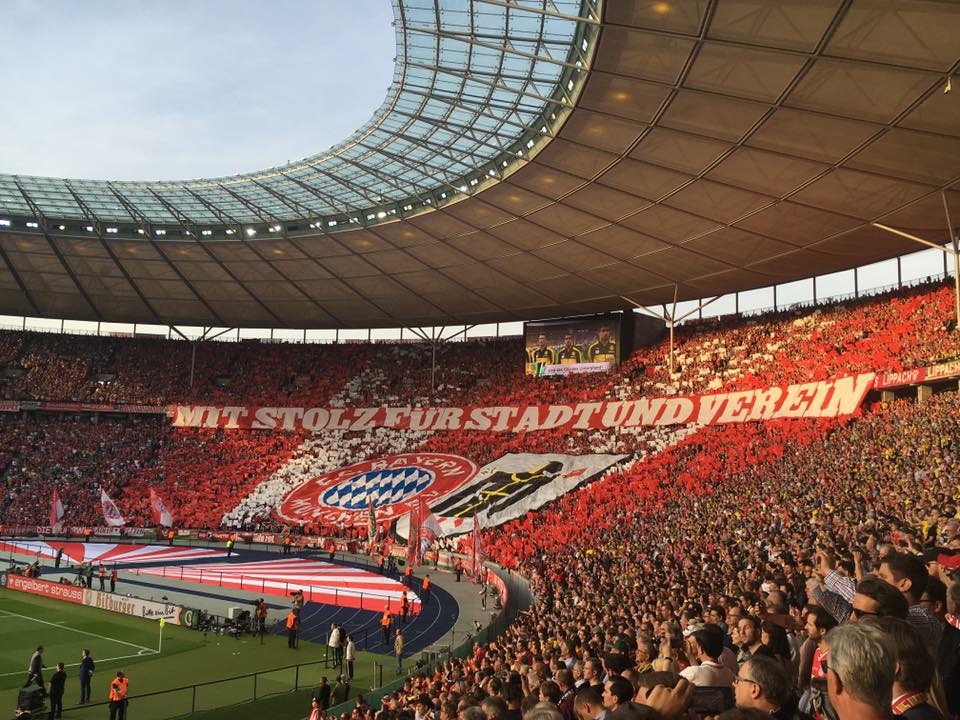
top-left (2, 0), bottom-right (599, 226)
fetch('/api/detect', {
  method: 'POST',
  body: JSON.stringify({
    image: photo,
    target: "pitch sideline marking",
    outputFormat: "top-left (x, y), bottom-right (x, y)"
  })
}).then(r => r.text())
top-left (0, 650), bottom-right (160, 677)
top-left (0, 608), bottom-right (155, 652)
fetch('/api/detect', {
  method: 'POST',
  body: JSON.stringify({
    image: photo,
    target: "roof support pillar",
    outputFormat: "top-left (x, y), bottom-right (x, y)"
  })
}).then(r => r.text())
top-left (431, 330), bottom-right (437, 395)
top-left (668, 285), bottom-right (678, 375)
top-left (873, 190), bottom-right (960, 329)
top-left (620, 291), bottom-right (721, 380)
top-left (190, 340), bottom-right (197, 388)
top-left (206, 327), bottom-right (234, 342)
top-left (945, 192), bottom-right (960, 334)
top-left (404, 325), bottom-right (475, 394)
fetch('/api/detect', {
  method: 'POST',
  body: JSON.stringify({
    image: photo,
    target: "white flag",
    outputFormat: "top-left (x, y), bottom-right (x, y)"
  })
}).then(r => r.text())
top-left (150, 488), bottom-right (174, 527)
top-left (99, 489), bottom-right (126, 527)
top-left (49, 488), bottom-right (65, 532)
top-left (419, 505), bottom-right (442, 559)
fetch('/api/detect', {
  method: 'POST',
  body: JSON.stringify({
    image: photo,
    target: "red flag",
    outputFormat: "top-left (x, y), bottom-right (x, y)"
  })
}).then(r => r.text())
top-left (49, 488), bottom-right (65, 531)
top-left (472, 512), bottom-right (484, 573)
top-left (406, 503), bottom-right (421, 569)
top-left (149, 488), bottom-right (174, 527)
top-left (367, 500), bottom-right (378, 557)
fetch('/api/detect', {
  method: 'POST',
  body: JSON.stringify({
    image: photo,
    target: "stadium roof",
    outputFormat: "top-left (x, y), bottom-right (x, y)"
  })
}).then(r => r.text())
top-left (0, 0), bottom-right (958, 329)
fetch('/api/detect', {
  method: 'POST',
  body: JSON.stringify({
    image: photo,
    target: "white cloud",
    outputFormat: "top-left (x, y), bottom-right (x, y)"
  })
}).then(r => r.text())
top-left (0, 0), bottom-right (395, 181)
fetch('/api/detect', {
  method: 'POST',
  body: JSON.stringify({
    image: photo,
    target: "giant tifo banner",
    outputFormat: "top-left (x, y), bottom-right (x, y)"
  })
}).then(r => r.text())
top-left (278, 453), bottom-right (479, 526)
top-left (276, 451), bottom-right (624, 533)
top-left (172, 372), bottom-right (876, 433)
top-left (394, 453), bottom-right (626, 538)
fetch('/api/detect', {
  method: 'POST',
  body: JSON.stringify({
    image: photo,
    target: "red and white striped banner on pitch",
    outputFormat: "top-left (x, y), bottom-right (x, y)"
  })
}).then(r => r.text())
top-left (138, 558), bottom-right (419, 613)
top-left (0, 540), bottom-right (225, 565)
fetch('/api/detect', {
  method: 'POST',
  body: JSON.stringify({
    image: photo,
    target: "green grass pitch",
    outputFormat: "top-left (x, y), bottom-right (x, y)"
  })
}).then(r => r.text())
top-left (0, 590), bottom-right (379, 720)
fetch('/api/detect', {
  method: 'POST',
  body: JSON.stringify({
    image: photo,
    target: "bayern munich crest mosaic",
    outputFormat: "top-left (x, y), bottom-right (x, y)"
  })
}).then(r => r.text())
top-left (278, 452), bottom-right (478, 525)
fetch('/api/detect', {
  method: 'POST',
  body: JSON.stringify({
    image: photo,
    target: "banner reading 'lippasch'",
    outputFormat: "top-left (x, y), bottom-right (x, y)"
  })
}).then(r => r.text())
top-left (171, 373), bottom-right (876, 433)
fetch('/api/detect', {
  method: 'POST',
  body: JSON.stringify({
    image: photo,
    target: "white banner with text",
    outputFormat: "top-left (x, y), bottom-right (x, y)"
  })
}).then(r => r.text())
top-left (171, 373), bottom-right (875, 433)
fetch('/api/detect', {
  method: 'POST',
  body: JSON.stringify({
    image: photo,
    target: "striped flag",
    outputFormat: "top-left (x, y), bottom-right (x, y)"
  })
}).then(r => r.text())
top-left (149, 488), bottom-right (174, 527)
top-left (99, 488), bottom-right (126, 527)
top-left (472, 511), bottom-right (485, 573)
top-left (49, 488), bottom-right (65, 532)
top-left (420, 501), bottom-right (441, 559)
top-left (406, 504), bottom-right (421, 569)
top-left (367, 499), bottom-right (377, 556)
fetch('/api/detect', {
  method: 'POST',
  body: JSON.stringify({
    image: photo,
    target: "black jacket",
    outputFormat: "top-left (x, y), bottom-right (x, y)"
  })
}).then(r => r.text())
top-left (49, 670), bottom-right (67, 696)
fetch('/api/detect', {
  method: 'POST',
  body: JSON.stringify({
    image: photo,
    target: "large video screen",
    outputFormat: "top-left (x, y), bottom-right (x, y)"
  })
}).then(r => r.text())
top-left (524, 313), bottom-right (620, 377)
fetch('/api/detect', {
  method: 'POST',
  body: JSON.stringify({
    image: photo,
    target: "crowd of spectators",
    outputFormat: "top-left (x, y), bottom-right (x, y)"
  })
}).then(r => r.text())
top-left (0, 280), bottom-right (958, 720)
top-left (616, 281), bottom-right (956, 398)
top-left (0, 281), bottom-right (953, 416)
top-left (362, 393), bottom-right (960, 720)
top-left (0, 279), bottom-right (956, 534)
top-left (120, 427), bottom-right (306, 528)
top-left (0, 413), bottom-right (163, 526)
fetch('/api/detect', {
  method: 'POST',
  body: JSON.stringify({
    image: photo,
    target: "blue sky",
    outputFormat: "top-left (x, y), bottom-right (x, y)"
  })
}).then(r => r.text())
top-left (0, 0), bottom-right (395, 181)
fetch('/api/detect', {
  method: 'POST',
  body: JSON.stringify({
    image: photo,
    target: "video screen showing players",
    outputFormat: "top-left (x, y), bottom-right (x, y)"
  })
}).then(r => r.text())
top-left (524, 314), bottom-right (620, 376)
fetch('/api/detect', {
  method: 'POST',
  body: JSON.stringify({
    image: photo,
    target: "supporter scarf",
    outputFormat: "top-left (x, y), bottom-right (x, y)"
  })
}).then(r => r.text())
top-left (946, 613), bottom-right (960, 631)
top-left (892, 692), bottom-right (927, 716)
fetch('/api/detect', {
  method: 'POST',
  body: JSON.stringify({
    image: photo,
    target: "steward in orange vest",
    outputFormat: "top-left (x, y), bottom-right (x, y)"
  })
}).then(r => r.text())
top-left (109, 671), bottom-right (128, 720)
top-left (286, 610), bottom-right (299, 649)
top-left (380, 610), bottom-right (392, 644)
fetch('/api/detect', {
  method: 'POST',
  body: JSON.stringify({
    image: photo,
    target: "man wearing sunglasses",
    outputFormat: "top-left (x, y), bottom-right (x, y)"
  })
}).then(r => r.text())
top-left (849, 577), bottom-right (908, 624)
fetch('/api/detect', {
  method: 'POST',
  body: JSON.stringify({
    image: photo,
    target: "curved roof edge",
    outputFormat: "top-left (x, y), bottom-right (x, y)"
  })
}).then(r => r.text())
top-left (0, 0), bottom-right (602, 231)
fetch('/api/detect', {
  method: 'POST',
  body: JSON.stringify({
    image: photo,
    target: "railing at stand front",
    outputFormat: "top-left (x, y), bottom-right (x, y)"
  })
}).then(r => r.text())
top-left (54, 660), bottom-right (327, 720)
